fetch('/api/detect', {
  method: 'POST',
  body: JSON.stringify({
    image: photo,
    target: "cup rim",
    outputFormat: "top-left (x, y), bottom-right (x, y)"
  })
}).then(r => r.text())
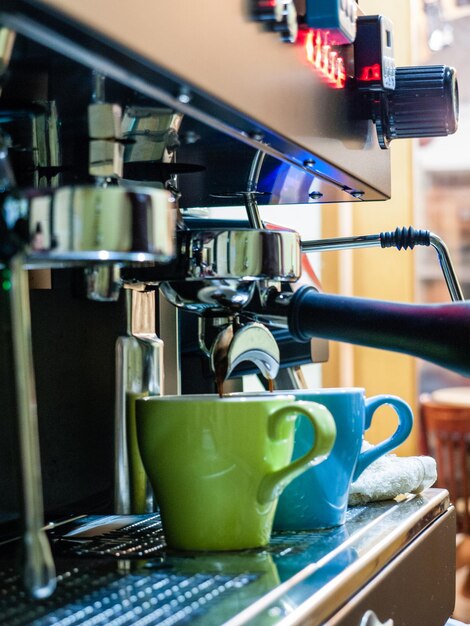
top-left (138, 393), bottom-right (298, 403)
top-left (229, 388), bottom-right (366, 396)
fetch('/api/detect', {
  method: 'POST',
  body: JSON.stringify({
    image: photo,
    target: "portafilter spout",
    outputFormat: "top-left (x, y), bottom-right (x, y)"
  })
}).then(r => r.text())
top-left (157, 225), bottom-right (300, 385)
top-left (210, 319), bottom-right (280, 394)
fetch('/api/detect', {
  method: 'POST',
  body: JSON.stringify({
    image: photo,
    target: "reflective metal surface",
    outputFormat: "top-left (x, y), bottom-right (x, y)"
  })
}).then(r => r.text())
top-left (155, 229), bottom-right (300, 314)
top-left (179, 228), bottom-right (301, 282)
top-left (301, 227), bottom-right (464, 302)
top-left (84, 264), bottom-right (122, 301)
top-left (8, 254), bottom-right (56, 599)
top-left (1, 185), bottom-right (176, 267)
top-left (0, 0), bottom-right (391, 202)
top-left (160, 279), bottom-right (257, 315)
top-left (114, 289), bottom-right (163, 515)
top-left (122, 107), bottom-right (184, 168)
top-left (210, 321), bottom-right (281, 383)
top-left (0, 489), bottom-right (452, 625)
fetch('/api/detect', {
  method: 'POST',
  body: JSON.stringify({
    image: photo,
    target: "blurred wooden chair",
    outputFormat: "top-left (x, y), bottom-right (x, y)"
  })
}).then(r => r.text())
top-left (420, 391), bottom-right (470, 534)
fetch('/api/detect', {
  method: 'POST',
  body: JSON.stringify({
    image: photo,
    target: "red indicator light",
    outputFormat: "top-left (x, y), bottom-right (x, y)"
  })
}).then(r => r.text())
top-left (359, 64), bottom-right (382, 81)
top-left (322, 44), bottom-right (331, 75)
top-left (306, 30), bottom-right (315, 64)
top-left (335, 57), bottom-right (346, 89)
top-left (304, 30), bottom-right (346, 89)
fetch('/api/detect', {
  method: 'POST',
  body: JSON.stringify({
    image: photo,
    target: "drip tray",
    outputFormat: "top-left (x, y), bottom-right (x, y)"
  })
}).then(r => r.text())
top-left (0, 490), bottom-right (451, 626)
top-left (50, 514), bottom-right (167, 559)
top-left (48, 514), bottom-right (353, 561)
top-left (0, 561), bottom-right (257, 626)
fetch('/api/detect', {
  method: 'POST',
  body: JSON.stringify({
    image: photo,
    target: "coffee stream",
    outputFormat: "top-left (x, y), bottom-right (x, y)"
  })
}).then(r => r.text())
top-left (216, 376), bottom-right (275, 397)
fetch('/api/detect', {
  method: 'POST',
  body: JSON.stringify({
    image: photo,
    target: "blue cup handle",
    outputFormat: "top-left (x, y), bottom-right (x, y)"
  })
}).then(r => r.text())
top-left (352, 395), bottom-right (413, 482)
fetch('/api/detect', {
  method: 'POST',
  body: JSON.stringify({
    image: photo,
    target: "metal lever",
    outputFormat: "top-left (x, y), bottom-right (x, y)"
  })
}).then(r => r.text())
top-left (9, 254), bottom-right (56, 599)
top-left (210, 321), bottom-right (280, 386)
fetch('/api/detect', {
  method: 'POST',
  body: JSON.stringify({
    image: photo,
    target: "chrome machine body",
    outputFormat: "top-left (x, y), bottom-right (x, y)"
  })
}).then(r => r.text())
top-left (0, 1), bottom-right (462, 624)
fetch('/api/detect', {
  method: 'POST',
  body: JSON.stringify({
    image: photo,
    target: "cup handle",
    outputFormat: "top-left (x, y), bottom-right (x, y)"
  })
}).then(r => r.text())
top-left (352, 395), bottom-right (414, 482)
top-left (257, 401), bottom-right (336, 505)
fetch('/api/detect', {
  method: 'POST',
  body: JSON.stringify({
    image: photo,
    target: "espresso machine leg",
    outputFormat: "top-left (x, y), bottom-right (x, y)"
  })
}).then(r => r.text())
top-left (8, 254), bottom-right (56, 599)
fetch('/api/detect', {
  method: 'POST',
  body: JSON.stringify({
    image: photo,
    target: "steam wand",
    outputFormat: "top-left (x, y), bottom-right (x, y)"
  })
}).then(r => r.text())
top-left (302, 225), bottom-right (464, 302)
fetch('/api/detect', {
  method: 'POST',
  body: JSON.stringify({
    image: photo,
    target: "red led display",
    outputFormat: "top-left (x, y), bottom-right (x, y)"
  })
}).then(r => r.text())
top-left (305, 30), bottom-right (346, 89)
top-left (359, 63), bottom-right (382, 81)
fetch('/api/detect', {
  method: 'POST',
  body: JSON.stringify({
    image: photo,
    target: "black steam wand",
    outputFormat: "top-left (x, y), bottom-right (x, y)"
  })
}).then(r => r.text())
top-left (282, 286), bottom-right (470, 376)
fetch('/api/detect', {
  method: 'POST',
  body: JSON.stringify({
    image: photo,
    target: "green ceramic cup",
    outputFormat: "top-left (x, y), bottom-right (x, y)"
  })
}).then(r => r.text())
top-left (136, 394), bottom-right (336, 551)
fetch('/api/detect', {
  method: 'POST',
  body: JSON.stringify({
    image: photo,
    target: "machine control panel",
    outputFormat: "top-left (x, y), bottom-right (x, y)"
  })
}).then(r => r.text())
top-left (251, 0), bottom-right (358, 45)
top-left (249, 2), bottom-right (458, 151)
top-left (354, 15), bottom-right (395, 91)
top-left (351, 17), bottom-right (458, 149)
top-left (304, 0), bottom-right (358, 45)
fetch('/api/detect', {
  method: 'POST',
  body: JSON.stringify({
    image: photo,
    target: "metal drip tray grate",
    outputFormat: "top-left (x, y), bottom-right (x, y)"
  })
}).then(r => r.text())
top-left (51, 515), bottom-right (167, 559)
top-left (0, 563), bottom-right (256, 626)
top-left (50, 514), bottom-right (331, 561)
top-left (0, 493), bottom-right (452, 626)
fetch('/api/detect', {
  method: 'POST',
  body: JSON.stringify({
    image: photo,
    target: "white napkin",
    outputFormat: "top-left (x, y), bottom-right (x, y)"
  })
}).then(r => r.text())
top-left (348, 441), bottom-right (437, 506)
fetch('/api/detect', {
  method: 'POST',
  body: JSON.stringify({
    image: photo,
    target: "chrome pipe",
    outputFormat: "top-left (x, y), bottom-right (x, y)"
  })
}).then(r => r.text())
top-left (302, 227), bottom-right (465, 302)
top-left (243, 192), bottom-right (264, 230)
top-left (9, 254), bottom-right (56, 599)
top-left (429, 232), bottom-right (464, 302)
top-left (115, 289), bottom-right (163, 514)
top-left (247, 149), bottom-right (266, 193)
top-left (301, 234), bottom-right (381, 253)
top-left (243, 150), bottom-right (266, 230)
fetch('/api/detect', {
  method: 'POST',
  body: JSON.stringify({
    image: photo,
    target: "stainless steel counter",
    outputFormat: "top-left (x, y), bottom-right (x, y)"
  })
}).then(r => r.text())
top-left (0, 488), bottom-right (456, 626)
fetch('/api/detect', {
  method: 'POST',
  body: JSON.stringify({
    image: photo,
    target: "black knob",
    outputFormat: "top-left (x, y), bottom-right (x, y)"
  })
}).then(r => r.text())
top-left (376, 65), bottom-right (459, 148)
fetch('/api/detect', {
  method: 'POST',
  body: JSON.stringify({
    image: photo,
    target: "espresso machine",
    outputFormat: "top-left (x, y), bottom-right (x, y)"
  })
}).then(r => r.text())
top-left (0, 1), bottom-right (466, 624)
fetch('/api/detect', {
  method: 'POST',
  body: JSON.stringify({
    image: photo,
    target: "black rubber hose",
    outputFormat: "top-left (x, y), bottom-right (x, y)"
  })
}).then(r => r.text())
top-left (288, 286), bottom-right (470, 376)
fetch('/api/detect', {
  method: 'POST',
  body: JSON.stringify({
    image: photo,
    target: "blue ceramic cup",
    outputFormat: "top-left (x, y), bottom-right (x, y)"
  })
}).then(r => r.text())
top-left (273, 388), bottom-right (413, 530)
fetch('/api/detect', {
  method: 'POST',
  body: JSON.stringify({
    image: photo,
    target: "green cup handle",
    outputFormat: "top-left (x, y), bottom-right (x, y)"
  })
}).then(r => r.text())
top-left (257, 401), bottom-right (336, 505)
